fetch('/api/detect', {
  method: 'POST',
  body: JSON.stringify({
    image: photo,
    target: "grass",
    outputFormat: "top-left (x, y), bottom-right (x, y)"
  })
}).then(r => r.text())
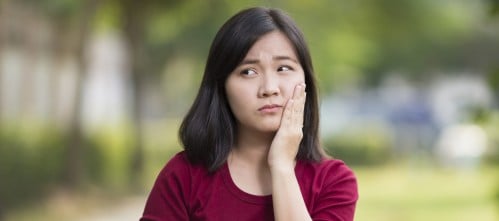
top-left (3, 189), bottom-right (139, 221)
top-left (5, 161), bottom-right (498, 221)
top-left (353, 163), bottom-right (499, 221)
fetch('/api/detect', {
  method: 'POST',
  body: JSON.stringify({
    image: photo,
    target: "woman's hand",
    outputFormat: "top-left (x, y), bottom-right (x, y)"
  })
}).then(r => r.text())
top-left (268, 83), bottom-right (313, 221)
top-left (268, 83), bottom-right (306, 171)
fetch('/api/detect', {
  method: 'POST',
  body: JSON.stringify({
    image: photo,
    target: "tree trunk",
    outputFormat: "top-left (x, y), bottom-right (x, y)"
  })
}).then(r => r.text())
top-left (0, 1), bottom-right (11, 218)
top-left (122, 0), bottom-right (147, 191)
top-left (0, 0), bottom-right (6, 125)
top-left (63, 0), bottom-right (98, 188)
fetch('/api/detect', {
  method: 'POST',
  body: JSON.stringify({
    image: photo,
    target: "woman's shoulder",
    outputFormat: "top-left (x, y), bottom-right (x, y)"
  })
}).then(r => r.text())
top-left (297, 158), bottom-right (358, 203)
top-left (159, 151), bottom-right (208, 178)
top-left (298, 157), bottom-right (357, 186)
top-left (162, 151), bottom-right (189, 170)
top-left (300, 157), bottom-right (353, 171)
top-left (321, 157), bottom-right (355, 175)
top-left (165, 151), bottom-right (189, 165)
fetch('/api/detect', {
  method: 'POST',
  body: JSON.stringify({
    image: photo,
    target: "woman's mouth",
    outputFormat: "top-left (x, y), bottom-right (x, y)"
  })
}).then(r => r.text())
top-left (258, 104), bottom-right (282, 113)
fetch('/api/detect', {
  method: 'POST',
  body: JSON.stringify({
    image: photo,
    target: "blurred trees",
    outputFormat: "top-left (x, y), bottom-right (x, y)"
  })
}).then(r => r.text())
top-left (291, 0), bottom-right (499, 90)
top-left (19, 0), bottom-right (101, 188)
top-left (490, 0), bottom-right (499, 15)
top-left (118, 0), bottom-right (185, 190)
top-left (0, 0), bottom-right (498, 216)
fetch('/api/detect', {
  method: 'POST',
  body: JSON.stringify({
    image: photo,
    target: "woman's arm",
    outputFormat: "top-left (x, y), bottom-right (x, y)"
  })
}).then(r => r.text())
top-left (268, 83), bottom-right (312, 221)
top-left (270, 165), bottom-right (312, 221)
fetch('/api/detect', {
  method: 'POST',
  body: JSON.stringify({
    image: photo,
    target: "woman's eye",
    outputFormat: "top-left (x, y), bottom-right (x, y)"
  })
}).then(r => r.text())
top-left (241, 69), bottom-right (257, 76)
top-left (277, 66), bottom-right (293, 72)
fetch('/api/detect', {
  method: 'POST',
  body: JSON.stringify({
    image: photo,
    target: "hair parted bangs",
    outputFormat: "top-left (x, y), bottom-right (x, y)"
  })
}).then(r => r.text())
top-left (179, 7), bottom-right (322, 172)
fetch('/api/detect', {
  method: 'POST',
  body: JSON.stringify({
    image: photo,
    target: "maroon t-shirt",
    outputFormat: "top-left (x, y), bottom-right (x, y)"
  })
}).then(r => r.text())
top-left (140, 151), bottom-right (358, 221)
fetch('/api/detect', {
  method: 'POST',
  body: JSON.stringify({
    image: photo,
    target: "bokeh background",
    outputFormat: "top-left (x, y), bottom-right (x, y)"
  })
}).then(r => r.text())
top-left (1, 0), bottom-right (499, 220)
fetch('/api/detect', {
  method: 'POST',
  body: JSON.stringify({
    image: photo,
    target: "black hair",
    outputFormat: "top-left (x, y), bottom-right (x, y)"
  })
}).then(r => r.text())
top-left (179, 7), bottom-right (322, 172)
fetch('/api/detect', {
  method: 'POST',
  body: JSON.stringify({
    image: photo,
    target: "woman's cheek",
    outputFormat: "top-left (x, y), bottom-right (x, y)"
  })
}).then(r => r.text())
top-left (285, 81), bottom-right (302, 97)
top-left (282, 86), bottom-right (294, 100)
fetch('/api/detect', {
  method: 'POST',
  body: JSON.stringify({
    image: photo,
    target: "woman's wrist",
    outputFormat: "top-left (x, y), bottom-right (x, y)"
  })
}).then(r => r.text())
top-left (269, 160), bottom-right (296, 175)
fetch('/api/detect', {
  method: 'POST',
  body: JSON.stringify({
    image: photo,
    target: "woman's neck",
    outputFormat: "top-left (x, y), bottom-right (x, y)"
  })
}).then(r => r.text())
top-left (228, 127), bottom-right (276, 195)
top-left (231, 128), bottom-right (275, 167)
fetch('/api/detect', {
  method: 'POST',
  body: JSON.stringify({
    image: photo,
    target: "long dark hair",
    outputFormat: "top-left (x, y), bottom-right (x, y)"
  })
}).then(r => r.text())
top-left (179, 7), bottom-right (322, 172)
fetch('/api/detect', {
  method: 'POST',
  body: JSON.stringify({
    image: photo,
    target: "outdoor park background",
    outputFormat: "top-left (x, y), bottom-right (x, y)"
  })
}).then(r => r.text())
top-left (1, 0), bottom-right (499, 220)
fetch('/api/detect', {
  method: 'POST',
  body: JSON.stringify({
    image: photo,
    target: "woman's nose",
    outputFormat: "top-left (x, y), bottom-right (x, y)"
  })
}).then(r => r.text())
top-left (258, 74), bottom-right (280, 97)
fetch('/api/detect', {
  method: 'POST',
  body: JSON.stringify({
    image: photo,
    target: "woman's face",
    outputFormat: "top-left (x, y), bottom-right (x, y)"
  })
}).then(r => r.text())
top-left (225, 31), bottom-right (305, 134)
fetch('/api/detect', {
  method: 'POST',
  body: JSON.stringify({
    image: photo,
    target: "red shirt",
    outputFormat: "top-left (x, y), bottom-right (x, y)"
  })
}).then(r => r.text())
top-left (141, 152), bottom-right (358, 221)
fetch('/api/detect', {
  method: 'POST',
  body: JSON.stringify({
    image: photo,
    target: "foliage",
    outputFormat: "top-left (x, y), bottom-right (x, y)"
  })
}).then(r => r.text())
top-left (496, 184), bottom-right (499, 208)
top-left (0, 127), bottom-right (65, 210)
top-left (323, 126), bottom-right (392, 166)
top-left (490, 0), bottom-right (499, 15)
top-left (482, 111), bottom-right (499, 165)
top-left (0, 126), bottom-right (115, 210)
top-left (2, 0), bottom-right (499, 217)
top-left (83, 0), bottom-right (499, 92)
top-left (488, 68), bottom-right (499, 100)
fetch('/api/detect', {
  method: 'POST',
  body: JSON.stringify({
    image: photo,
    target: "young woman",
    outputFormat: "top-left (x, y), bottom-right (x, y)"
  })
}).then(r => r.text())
top-left (141, 7), bottom-right (358, 221)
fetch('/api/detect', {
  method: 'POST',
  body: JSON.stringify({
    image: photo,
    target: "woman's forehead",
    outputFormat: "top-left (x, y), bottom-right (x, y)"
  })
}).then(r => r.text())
top-left (243, 31), bottom-right (299, 62)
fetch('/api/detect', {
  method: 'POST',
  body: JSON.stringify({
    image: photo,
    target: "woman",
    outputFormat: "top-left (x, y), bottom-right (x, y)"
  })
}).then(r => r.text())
top-left (141, 7), bottom-right (358, 221)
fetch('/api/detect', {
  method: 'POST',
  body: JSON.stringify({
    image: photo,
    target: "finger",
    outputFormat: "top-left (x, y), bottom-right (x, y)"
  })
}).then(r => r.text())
top-left (295, 92), bottom-right (305, 127)
top-left (280, 83), bottom-right (306, 130)
top-left (292, 83), bottom-right (305, 100)
top-left (281, 98), bottom-right (294, 128)
top-left (291, 83), bottom-right (306, 128)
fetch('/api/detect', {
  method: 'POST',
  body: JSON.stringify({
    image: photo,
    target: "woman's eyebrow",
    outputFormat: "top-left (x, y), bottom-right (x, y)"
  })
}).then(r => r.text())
top-left (273, 55), bottom-right (299, 64)
top-left (240, 55), bottom-right (298, 65)
top-left (240, 59), bottom-right (259, 65)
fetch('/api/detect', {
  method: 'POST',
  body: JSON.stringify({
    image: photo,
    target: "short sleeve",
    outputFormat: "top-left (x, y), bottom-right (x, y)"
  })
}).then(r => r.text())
top-left (140, 153), bottom-right (191, 221)
top-left (311, 161), bottom-right (358, 221)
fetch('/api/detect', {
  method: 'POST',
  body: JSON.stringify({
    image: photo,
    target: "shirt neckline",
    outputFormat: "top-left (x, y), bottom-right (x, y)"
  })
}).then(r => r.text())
top-left (220, 160), bottom-right (307, 205)
top-left (221, 162), bottom-right (273, 205)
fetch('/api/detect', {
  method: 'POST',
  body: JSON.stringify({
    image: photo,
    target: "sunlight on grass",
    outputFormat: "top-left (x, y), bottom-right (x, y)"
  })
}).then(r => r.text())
top-left (354, 164), bottom-right (498, 221)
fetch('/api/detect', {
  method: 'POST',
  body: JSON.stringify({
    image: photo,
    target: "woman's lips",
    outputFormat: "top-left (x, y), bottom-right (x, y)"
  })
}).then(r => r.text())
top-left (258, 104), bottom-right (282, 113)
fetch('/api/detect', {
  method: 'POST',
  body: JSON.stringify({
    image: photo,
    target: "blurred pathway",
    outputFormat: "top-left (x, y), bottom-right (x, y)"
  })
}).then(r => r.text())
top-left (77, 195), bottom-right (146, 221)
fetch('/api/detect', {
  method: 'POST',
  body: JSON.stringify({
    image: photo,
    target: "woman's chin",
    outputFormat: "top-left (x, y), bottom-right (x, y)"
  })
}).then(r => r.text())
top-left (257, 124), bottom-right (280, 133)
